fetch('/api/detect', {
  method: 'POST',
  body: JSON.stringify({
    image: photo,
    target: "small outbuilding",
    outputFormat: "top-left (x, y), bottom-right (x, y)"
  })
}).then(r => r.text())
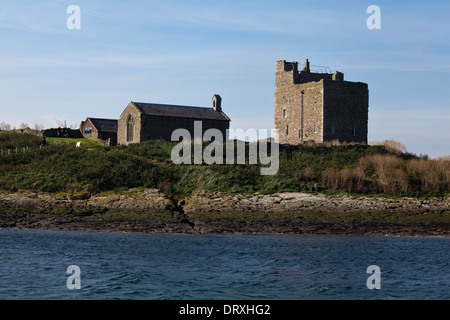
top-left (80, 117), bottom-right (118, 146)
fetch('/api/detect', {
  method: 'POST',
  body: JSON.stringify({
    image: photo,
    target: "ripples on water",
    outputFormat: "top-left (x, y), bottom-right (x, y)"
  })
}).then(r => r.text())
top-left (0, 229), bottom-right (448, 300)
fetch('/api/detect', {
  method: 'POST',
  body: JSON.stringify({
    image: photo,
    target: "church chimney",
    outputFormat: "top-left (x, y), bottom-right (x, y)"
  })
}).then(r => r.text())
top-left (212, 94), bottom-right (222, 112)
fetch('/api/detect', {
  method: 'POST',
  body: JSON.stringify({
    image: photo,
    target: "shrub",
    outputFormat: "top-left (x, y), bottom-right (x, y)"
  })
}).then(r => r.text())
top-left (0, 132), bottom-right (41, 149)
top-left (157, 179), bottom-right (172, 193)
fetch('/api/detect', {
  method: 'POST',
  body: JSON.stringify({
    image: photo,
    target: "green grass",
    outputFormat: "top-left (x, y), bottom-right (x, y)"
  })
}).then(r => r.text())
top-left (46, 137), bottom-right (103, 149)
top-left (0, 132), bottom-right (448, 197)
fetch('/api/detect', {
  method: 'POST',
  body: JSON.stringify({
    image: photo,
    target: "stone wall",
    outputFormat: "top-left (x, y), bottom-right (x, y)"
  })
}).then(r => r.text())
top-left (275, 80), bottom-right (324, 144)
top-left (117, 103), bottom-right (142, 145)
top-left (97, 131), bottom-right (118, 146)
top-left (118, 102), bottom-right (230, 145)
top-left (323, 80), bottom-right (368, 143)
top-left (274, 59), bottom-right (368, 145)
top-left (141, 116), bottom-right (229, 142)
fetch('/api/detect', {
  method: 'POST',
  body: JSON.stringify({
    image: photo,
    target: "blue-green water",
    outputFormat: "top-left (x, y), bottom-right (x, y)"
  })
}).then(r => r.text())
top-left (0, 228), bottom-right (448, 300)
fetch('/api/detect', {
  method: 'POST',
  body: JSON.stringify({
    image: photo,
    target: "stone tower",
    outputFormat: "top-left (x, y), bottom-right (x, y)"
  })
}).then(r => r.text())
top-left (274, 59), bottom-right (368, 144)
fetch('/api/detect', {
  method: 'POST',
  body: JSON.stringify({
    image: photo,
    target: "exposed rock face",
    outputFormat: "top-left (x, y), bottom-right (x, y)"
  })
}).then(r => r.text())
top-left (0, 189), bottom-right (448, 236)
top-left (181, 190), bottom-right (449, 235)
top-left (0, 189), bottom-right (186, 233)
top-left (182, 190), bottom-right (449, 215)
top-left (0, 189), bottom-right (173, 213)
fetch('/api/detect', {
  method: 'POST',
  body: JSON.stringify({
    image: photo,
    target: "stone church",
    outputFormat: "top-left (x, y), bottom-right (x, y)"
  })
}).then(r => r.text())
top-left (117, 95), bottom-right (230, 145)
top-left (274, 59), bottom-right (369, 144)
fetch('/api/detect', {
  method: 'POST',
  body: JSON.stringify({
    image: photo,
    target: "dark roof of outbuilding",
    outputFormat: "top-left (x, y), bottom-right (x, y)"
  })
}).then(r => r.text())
top-left (88, 118), bottom-right (118, 133)
top-left (131, 102), bottom-right (230, 121)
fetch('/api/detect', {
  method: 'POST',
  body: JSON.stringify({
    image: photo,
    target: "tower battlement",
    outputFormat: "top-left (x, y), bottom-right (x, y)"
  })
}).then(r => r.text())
top-left (276, 59), bottom-right (344, 85)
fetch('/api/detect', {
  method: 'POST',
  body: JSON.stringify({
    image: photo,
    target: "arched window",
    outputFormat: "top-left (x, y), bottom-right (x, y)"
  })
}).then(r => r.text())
top-left (126, 114), bottom-right (134, 142)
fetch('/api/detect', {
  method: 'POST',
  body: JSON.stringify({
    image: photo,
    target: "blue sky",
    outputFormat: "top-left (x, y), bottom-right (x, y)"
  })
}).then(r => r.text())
top-left (0, 0), bottom-right (449, 158)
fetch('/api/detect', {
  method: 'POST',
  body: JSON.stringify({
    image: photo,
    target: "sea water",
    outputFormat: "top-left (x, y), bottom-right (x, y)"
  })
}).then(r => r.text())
top-left (0, 228), bottom-right (448, 300)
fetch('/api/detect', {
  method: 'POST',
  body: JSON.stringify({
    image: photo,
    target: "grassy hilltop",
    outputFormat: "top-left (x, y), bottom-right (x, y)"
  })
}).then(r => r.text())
top-left (0, 131), bottom-right (449, 198)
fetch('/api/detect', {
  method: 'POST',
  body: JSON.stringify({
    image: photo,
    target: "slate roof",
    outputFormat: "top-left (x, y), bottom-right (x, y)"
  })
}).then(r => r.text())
top-left (88, 118), bottom-right (118, 133)
top-left (131, 102), bottom-right (230, 121)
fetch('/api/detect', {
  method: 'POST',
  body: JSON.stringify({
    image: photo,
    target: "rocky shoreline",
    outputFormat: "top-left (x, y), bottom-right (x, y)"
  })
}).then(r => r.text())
top-left (0, 189), bottom-right (449, 236)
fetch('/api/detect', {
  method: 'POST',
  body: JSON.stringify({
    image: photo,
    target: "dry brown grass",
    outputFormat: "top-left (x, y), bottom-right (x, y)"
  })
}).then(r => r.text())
top-left (320, 154), bottom-right (450, 195)
top-left (371, 154), bottom-right (408, 193)
top-left (321, 166), bottom-right (365, 193)
top-left (294, 167), bottom-right (317, 182)
top-left (370, 139), bottom-right (407, 155)
top-left (407, 158), bottom-right (450, 193)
